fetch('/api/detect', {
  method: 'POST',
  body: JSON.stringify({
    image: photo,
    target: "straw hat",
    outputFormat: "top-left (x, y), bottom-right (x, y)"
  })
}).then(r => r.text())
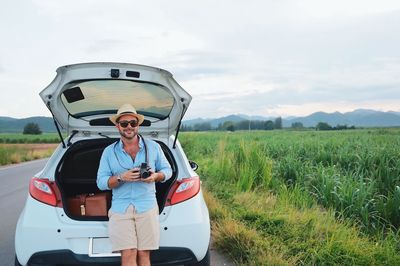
top-left (109, 104), bottom-right (144, 125)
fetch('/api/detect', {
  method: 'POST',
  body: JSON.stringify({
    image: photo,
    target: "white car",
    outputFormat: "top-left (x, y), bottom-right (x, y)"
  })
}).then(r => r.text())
top-left (15, 63), bottom-right (210, 266)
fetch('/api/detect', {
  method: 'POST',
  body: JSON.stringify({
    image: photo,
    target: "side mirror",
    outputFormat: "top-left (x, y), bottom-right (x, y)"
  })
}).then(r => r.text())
top-left (189, 160), bottom-right (198, 171)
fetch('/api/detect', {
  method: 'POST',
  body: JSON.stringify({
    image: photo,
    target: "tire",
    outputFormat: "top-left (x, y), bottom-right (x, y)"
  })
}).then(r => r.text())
top-left (185, 248), bottom-right (210, 266)
top-left (15, 256), bottom-right (22, 266)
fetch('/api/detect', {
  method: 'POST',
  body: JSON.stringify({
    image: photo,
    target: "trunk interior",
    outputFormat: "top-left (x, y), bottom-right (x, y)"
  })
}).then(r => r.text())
top-left (55, 138), bottom-right (177, 220)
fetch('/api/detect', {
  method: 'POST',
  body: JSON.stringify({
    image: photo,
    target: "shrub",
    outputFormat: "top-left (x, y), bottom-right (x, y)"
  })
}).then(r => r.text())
top-left (23, 123), bottom-right (42, 135)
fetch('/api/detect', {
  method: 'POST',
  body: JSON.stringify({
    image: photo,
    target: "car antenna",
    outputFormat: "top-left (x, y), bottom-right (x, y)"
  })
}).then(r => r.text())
top-left (46, 101), bottom-right (66, 148)
top-left (173, 102), bottom-right (186, 149)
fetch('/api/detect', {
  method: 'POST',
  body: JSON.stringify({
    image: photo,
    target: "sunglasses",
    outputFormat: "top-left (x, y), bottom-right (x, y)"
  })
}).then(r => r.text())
top-left (118, 120), bottom-right (139, 128)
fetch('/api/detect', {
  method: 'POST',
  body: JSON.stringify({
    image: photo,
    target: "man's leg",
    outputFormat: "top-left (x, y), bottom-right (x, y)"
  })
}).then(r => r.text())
top-left (137, 250), bottom-right (150, 266)
top-left (135, 205), bottom-right (159, 266)
top-left (121, 249), bottom-right (137, 266)
top-left (108, 206), bottom-right (138, 265)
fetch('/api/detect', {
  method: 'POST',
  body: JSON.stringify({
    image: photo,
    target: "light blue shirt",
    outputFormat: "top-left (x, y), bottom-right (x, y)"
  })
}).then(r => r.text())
top-left (97, 136), bottom-right (172, 214)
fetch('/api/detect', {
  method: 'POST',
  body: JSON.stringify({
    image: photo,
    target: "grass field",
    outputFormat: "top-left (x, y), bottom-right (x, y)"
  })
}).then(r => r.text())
top-left (0, 133), bottom-right (60, 165)
top-left (180, 129), bottom-right (400, 265)
top-left (0, 133), bottom-right (60, 143)
top-left (0, 143), bottom-right (58, 165)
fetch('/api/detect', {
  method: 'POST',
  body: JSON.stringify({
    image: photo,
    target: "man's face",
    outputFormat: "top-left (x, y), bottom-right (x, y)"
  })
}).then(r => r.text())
top-left (116, 114), bottom-right (139, 140)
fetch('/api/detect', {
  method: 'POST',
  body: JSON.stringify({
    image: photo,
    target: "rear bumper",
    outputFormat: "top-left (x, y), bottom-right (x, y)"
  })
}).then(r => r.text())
top-left (25, 247), bottom-right (198, 265)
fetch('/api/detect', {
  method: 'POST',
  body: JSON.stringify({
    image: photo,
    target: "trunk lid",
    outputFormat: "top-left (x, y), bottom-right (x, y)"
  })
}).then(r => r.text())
top-left (39, 62), bottom-right (192, 136)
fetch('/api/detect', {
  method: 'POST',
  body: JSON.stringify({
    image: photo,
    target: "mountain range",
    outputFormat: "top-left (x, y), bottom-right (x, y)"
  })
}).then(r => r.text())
top-left (0, 109), bottom-right (399, 133)
top-left (0, 116), bottom-right (57, 133)
top-left (182, 109), bottom-right (400, 128)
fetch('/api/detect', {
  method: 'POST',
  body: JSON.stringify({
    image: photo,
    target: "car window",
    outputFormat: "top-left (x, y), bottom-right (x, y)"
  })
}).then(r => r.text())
top-left (60, 79), bottom-right (175, 119)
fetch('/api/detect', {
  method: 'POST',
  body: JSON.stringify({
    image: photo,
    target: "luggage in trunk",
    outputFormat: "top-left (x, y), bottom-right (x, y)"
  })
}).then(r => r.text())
top-left (67, 192), bottom-right (111, 216)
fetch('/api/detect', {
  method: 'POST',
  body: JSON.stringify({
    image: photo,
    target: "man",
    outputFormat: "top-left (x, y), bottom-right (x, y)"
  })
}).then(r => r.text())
top-left (97, 103), bottom-right (172, 266)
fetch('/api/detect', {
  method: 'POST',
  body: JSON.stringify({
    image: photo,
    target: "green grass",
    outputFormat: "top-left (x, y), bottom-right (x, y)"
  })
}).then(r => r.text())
top-left (0, 133), bottom-right (60, 165)
top-left (0, 144), bottom-right (57, 165)
top-left (181, 129), bottom-right (400, 265)
top-left (0, 133), bottom-right (60, 143)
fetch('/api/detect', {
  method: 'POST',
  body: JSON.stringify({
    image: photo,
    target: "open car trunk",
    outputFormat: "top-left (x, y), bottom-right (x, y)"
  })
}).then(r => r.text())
top-left (55, 138), bottom-right (177, 220)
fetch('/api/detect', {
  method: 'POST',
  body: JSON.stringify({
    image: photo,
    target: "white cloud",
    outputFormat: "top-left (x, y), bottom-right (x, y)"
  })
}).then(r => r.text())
top-left (293, 0), bottom-right (400, 19)
top-left (1, 0), bottom-right (400, 119)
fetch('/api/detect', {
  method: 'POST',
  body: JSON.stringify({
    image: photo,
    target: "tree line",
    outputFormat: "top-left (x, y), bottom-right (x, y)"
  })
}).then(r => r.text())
top-left (181, 118), bottom-right (356, 132)
top-left (181, 117), bottom-right (283, 132)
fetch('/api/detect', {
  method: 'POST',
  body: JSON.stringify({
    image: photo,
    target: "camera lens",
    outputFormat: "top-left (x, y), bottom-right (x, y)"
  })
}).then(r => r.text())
top-left (140, 163), bottom-right (150, 179)
top-left (141, 171), bottom-right (150, 178)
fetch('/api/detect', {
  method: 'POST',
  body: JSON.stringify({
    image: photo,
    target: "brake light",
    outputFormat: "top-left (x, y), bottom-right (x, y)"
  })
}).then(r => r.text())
top-left (165, 176), bottom-right (201, 206)
top-left (29, 178), bottom-right (62, 207)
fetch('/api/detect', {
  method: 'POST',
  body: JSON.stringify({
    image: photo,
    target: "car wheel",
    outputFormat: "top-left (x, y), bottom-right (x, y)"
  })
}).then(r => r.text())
top-left (185, 248), bottom-right (210, 266)
top-left (15, 256), bottom-right (22, 266)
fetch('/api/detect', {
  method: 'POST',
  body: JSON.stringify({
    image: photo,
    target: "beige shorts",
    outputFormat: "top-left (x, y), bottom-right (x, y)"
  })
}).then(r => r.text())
top-left (108, 205), bottom-right (160, 252)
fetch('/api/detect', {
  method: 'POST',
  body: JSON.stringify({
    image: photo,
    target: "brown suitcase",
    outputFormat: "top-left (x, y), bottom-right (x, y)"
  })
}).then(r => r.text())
top-left (67, 192), bottom-right (111, 216)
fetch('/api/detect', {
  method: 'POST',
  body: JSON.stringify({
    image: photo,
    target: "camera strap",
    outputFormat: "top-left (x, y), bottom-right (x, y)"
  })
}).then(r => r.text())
top-left (138, 134), bottom-right (149, 165)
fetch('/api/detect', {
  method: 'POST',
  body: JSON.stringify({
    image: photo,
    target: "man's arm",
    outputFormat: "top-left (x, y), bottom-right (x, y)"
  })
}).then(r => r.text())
top-left (97, 148), bottom-right (115, 190)
top-left (141, 143), bottom-right (172, 183)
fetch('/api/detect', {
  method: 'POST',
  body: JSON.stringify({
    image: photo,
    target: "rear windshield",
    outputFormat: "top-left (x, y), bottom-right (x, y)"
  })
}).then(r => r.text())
top-left (60, 79), bottom-right (175, 119)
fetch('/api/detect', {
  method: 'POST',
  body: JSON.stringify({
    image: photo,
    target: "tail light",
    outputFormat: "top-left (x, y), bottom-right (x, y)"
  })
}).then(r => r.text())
top-left (29, 178), bottom-right (62, 207)
top-left (165, 176), bottom-right (201, 206)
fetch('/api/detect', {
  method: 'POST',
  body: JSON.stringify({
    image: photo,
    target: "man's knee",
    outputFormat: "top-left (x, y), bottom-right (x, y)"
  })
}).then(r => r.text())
top-left (137, 250), bottom-right (150, 258)
top-left (121, 249), bottom-right (137, 259)
top-left (137, 250), bottom-right (151, 265)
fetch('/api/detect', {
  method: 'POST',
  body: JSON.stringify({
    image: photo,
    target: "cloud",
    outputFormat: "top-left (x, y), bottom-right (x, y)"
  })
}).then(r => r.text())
top-left (83, 39), bottom-right (124, 54)
top-left (1, 1), bottom-right (400, 119)
top-left (183, 56), bottom-right (400, 119)
top-left (147, 50), bottom-right (233, 80)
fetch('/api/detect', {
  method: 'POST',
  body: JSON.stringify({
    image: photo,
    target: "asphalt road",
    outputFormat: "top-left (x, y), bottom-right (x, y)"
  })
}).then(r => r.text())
top-left (0, 159), bottom-right (48, 266)
top-left (0, 159), bottom-right (233, 266)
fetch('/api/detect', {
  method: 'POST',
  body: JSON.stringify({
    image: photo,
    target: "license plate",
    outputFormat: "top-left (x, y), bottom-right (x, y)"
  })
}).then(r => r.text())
top-left (88, 237), bottom-right (120, 257)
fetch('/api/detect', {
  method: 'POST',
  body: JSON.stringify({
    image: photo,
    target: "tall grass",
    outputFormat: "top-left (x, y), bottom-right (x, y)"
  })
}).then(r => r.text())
top-left (181, 129), bottom-right (400, 265)
top-left (182, 129), bottom-right (400, 233)
top-left (210, 138), bottom-right (272, 190)
top-left (0, 144), bottom-right (57, 165)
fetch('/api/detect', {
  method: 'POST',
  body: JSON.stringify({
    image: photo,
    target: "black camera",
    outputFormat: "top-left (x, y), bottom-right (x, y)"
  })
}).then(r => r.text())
top-left (140, 163), bottom-right (151, 179)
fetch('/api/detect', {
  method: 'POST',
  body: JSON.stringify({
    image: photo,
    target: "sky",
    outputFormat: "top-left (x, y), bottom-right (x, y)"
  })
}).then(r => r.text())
top-left (1, 0), bottom-right (399, 120)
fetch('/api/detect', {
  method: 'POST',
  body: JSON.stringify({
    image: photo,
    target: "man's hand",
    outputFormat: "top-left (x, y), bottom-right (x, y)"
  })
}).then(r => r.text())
top-left (141, 171), bottom-right (164, 183)
top-left (121, 168), bottom-right (141, 182)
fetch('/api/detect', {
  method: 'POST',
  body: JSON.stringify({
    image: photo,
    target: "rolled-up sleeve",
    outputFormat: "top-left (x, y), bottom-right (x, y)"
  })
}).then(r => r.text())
top-left (97, 148), bottom-right (112, 190)
top-left (155, 144), bottom-right (172, 183)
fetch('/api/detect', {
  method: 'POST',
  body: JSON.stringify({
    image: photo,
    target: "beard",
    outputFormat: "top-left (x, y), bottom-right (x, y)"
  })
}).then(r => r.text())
top-left (118, 127), bottom-right (138, 140)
